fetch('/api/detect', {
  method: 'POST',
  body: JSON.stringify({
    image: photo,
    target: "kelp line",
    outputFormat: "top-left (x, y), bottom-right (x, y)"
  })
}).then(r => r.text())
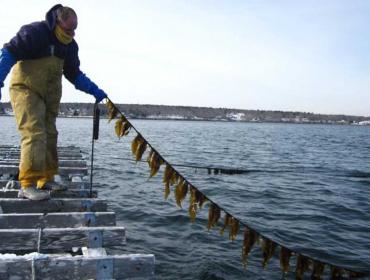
top-left (104, 98), bottom-right (367, 279)
top-left (101, 156), bottom-right (249, 175)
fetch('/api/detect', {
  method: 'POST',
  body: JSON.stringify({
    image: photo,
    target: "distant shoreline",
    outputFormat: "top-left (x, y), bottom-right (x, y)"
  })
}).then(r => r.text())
top-left (1, 102), bottom-right (369, 125)
top-left (1, 114), bottom-right (369, 126)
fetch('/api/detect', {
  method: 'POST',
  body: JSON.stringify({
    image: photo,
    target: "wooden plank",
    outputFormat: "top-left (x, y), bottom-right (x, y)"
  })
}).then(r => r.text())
top-left (0, 189), bottom-right (97, 198)
top-left (0, 180), bottom-right (91, 190)
top-left (0, 226), bottom-right (126, 252)
top-left (0, 151), bottom-right (82, 156)
top-left (0, 160), bottom-right (87, 168)
top-left (0, 198), bottom-right (107, 213)
top-left (0, 145), bottom-right (81, 152)
top-left (0, 165), bottom-right (18, 175)
top-left (0, 212), bottom-right (116, 228)
top-left (0, 165), bottom-right (88, 176)
top-left (41, 254), bottom-right (155, 280)
top-left (0, 254), bottom-right (155, 280)
top-left (0, 156), bottom-right (84, 162)
top-left (0, 255), bottom-right (32, 279)
top-left (0, 155), bottom-right (84, 161)
top-left (0, 146), bottom-right (82, 152)
top-left (0, 151), bottom-right (83, 157)
top-left (0, 150), bottom-right (83, 156)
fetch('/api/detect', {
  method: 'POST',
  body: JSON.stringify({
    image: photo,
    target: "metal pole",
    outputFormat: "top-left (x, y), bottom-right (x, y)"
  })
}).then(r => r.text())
top-left (90, 102), bottom-right (100, 198)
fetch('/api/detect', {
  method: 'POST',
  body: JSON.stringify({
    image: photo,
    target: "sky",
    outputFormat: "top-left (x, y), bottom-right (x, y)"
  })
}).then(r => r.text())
top-left (0, 0), bottom-right (369, 116)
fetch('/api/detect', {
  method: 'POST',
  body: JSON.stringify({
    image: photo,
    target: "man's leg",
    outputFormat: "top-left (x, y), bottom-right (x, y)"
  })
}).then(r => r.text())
top-left (36, 113), bottom-right (59, 188)
top-left (10, 86), bottom-right (50, 200)
top-left (37, 83), bottom-right (62, 190)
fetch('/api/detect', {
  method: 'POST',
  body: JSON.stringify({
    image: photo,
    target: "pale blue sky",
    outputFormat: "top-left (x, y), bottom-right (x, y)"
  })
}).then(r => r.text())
top-left (0, 1), bottom-right (369, 116)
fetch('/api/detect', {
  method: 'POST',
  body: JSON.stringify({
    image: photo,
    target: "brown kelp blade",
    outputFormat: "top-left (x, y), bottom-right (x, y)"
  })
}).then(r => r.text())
top-left (121, 121), bottom-right (131, 136)
top-left (163, 164), bottom-right (174, 184)
top-left (175, 179), bottom-right (188, 208)
top-left (115, 118), bottom-right (123, 138)
top-left (331, 266), bottom-right (344, 279)
top-left (115, 118), bottom-right (131, 138)
top-left (207, 203), bottom-right (221, 230)
top-left (162, 166), bottom-right (178, 199)
top-left (135, 141), bottom-right (147, 161)
top-left (131, 134), bottom-right (144, 157)
top-left (106, 100), bottom-right (118, 122)
top-left (311, 261), bottom-right (325, 279)
top-left (242, 227), bottom-right (258, 268)
top-left (220, 213), bottom-right (231, 236)
top-left (198, 192), bottom-right (207, 208)
top-left (164, 182), bottom-right (171, 200)
top-left (261, 238), bottom-right (277, 268)
top-left (280, 246), bottom-right (292, 274)
top-left (188, 186), bottom-right (198, 222)
top-left (147, 151), bottom-right (163, 178)
top-left (229, 217), bottom-right (240, 241)
top-left (188, 202), bottom-right (197, 223)
top-left (295, 254), bottom-right (310, 279)
top-left (170, 170), bottom-right (180, 185)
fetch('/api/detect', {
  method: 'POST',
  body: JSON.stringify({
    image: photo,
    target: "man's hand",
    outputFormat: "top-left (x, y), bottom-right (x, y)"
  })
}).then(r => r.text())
top-left (92, 88), bottom-right (107, 103)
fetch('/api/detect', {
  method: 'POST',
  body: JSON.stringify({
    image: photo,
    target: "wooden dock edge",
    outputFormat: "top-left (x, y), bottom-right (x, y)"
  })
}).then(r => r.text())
top-left (0, 253), bottom-right (155, 280)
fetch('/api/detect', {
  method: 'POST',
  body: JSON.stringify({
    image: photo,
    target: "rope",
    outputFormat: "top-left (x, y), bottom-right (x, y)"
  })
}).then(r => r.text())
top-left (30, 227), bottom-right (43, 279)
top-left (112, 157), bottom-right (249, 175)
top-left (37, 228), bottom-right (42, 253)
top-left (31, 256), bottom-right (36, 280)
top-left (4, 180), bottom-right (17, 191)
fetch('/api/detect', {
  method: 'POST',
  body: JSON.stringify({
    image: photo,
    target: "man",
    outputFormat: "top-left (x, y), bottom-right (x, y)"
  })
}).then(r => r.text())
top-left (0, 4), bottom-right (107, 200)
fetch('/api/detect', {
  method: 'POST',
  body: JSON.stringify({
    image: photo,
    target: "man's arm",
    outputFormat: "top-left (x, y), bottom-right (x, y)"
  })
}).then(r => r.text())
top-left (63, 42), bottom-right (107, 103)
top-left (0, 48), bottom-right (16, 100)
top-left (74, 72), bottom-right (107, 103)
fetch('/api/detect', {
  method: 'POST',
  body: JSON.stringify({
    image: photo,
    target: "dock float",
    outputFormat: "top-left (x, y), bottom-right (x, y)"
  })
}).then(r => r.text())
top-left (0, 145), bottom-right (155, 279)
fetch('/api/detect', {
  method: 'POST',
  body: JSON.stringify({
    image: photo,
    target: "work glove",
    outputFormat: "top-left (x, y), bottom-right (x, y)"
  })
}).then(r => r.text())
top-left (75, 73), bottom-right (108, 103)
top-left (90, 87), bottom-right (108, 103)
top-left (0, 48), bottom-right (16, 101)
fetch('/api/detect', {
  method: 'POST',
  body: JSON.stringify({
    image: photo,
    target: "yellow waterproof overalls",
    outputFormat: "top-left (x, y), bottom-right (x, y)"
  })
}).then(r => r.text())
top-left (9, 53), bottom-right (63, 188)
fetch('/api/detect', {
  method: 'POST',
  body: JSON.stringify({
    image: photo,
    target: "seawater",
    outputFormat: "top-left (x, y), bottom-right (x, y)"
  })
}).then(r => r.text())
top-left (1, 116), bottom-right (370, 279)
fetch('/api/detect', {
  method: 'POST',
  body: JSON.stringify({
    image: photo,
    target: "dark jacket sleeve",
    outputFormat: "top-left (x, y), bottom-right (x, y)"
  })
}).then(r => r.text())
top-left (63, 41), bottom-right (82, 84)
top-left (3, 23), bottom-right (49, 60)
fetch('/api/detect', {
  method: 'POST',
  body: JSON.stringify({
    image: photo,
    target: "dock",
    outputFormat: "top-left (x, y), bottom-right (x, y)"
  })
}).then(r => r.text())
top-left (0, 145), bottom-right (155, 279)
